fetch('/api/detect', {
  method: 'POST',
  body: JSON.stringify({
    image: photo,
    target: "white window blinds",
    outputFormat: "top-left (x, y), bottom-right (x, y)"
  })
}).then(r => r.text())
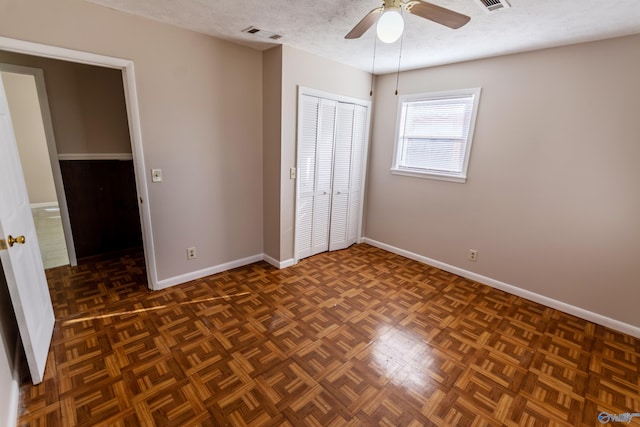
top-left (393, 88), bottom-right (481, 183)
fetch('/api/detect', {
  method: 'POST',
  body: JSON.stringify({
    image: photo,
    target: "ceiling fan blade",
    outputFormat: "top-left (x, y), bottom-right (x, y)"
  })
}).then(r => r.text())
top-left (345, 7), bottom-right (383, 39)
top-left (404, 1), bottom-right (470, 29)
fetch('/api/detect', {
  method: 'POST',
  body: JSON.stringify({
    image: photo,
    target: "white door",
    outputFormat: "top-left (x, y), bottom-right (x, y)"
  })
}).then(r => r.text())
top-left (295, 96), bottom-right (337, 260)
top-left (295, 92), bottom-right (370, 261)
top-left (312, 99), bottom-right (336, 256)
top-left (347, 105), bottom-right (367, 246)
top-left (0, 73), bottom-right (54, 385)
top-left (295, 95), bottom-right (319, 260)
top-left (329, 103), bottom-right (354, 251)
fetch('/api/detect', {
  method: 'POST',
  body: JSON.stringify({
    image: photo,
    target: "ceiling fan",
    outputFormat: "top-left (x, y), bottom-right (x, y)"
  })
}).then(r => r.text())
top-left (345, 0), bottom-right (470, 43)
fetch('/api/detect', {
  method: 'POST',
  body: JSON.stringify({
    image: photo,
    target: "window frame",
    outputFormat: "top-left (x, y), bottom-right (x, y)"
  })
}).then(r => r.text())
top-left (391, 87), bottom-right (482, 183)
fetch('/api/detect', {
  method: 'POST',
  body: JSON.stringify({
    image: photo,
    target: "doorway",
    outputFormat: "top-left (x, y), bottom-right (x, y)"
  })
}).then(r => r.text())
top-left (294, 87), bottom-right (371, 263)
top-left (0, 56), bottom-right (143, 265)
top-left (0, 37), bottom-right (156, 289)
top-left (0, 36), bottom-right (156, 387)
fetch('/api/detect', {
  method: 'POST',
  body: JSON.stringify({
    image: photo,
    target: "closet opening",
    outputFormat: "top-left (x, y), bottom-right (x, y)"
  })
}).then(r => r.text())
top-left (294, 87), bottom-right (371, 262)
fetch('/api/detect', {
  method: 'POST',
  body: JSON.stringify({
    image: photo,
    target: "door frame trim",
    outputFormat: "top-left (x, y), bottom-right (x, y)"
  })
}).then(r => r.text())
top-left (0, 36), bottom-right (158, 289)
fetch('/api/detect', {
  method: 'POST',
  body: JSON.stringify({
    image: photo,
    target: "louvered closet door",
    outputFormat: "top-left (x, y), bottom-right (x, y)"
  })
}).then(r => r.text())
top-left (296, 93), bottom-right (368, 261)
top-left (295, 95), bottom-right (337, 260)
top-left (329, 103), bottom-right (355, 251)
top-left (347, 105), bottom-right (367, 245)
top-left (295, 95), bottom-right (319, 260)
top-left (311, 99), bottom-right (337, 255)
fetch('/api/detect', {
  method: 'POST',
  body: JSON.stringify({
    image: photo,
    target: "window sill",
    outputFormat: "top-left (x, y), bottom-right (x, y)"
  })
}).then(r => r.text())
top-left (390, 168), bottom-right (467, 183)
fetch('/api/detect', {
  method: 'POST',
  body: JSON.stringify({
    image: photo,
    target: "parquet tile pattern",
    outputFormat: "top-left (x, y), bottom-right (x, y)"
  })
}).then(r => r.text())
top-left (18, 244), bottom-right (640, 426)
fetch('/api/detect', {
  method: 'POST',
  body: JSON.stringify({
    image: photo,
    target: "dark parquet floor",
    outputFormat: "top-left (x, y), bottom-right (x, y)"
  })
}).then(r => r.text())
top-left (17, 244), bottom-right (640, 426)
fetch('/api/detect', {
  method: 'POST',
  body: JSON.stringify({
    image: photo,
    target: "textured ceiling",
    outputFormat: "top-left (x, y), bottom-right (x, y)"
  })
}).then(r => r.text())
top-left (86, 0), bottom-right (640, 74)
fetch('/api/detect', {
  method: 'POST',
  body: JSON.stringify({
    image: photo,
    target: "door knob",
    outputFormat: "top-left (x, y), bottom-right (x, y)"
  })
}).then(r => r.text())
top-left (7, 235), bottom-right (26, 247)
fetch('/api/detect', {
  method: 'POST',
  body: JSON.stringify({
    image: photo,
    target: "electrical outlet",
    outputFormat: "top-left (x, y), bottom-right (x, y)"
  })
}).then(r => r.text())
top-left (468, 249), bottom-right (478, 262)
top-left (187, 247), bottom-right (197, 260)
top-left (151, 168), bottom-right (163, 183)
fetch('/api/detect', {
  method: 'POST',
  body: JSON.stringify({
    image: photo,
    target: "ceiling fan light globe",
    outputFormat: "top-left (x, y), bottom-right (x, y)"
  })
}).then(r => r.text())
top-left (376, 10), bottom-right (404, 43)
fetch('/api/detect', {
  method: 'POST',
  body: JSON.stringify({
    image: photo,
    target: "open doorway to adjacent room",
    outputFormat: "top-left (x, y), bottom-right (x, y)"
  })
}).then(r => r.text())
top-left (0, 52), bottom-right (146, 270)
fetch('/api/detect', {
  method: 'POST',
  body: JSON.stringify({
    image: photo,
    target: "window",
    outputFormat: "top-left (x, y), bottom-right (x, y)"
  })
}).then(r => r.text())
top-left (391, 88), bottom-right (481, 183)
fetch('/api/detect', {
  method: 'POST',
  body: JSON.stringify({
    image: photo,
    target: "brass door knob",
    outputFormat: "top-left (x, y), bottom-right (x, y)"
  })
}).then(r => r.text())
top-left (7, 235), bottom-right (26, 247)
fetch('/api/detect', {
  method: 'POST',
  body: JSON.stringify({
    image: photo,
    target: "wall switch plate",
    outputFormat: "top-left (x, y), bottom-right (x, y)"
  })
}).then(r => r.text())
top-left (290, 167), bottom-right (296, 179)
top-left (151, 169), bottom-right (163, 183)
top-left (187, 247), bottom-right (197, 260)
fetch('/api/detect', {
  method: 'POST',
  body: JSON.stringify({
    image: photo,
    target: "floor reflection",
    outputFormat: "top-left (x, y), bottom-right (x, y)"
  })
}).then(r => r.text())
top-left (32, 204), bottom-right (69, 269)
top-left (372, 326), bottom-right (432, 392)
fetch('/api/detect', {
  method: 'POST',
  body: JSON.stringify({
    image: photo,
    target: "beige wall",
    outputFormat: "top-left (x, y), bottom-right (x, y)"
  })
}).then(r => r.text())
top-left (0, 51), bottom-right (130, 155)
top-left (0, 0), bottom-right (264, 281)
top-left (277, 45), bottom-right (371, 262)
top-left (66, 64), bottom-right (131, 154)
top-left (365, 34), bottom-right (640, 327)
top-left (2, 71), bottom-right (57, 204)
top-left (262, 47), bottom-right (283, 261)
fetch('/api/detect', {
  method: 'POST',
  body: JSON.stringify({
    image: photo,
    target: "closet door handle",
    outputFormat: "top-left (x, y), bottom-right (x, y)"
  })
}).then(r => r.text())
top-left (336, 191), bottom-right (341, 195)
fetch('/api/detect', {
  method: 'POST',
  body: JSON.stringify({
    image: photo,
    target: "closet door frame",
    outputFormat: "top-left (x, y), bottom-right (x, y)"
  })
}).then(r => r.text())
top-left (294, 86), bottom-right (372, 264)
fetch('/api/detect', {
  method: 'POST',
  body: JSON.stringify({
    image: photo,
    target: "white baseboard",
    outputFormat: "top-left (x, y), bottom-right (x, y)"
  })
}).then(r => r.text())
top-left (155, 254), bottom-right (264, 290)
top-left (262, 254), bottom-right (280, 268)
top-left (280, 258), bottom-right (296, 269)
top-left (263, 254), bottom-right (296, 269)
top-left (156, 252), bottom-right (300, 291)
top-left (361, 237), bottom-right (640, 339)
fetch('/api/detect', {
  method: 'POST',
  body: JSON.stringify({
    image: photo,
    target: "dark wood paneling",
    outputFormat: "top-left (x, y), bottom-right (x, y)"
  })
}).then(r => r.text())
top-left (59, 160), bottom-right (142, 259)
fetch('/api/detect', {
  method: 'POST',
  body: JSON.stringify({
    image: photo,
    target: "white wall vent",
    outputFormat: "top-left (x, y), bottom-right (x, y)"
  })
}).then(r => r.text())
top-left (241, 26), bottom-right (283, 41)
top-left (473, 0), bottom-right (511, 13)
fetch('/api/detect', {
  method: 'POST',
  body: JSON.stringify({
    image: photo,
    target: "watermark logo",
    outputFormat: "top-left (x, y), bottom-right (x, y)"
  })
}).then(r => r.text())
top-left (598, 412), bottom-right (640, 424)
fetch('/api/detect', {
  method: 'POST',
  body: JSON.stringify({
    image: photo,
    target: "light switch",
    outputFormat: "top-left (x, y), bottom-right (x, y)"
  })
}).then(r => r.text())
top-left (151, 169), bottom-right (163, 183)
top-left (290, 167), bottom-right (296, 179)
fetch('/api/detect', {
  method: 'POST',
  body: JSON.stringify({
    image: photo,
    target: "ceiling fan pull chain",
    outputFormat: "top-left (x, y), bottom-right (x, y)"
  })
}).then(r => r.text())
top-left (370, 23), bottom-right (379, 97)
top-left (395, 20), bottom-right (405, 96)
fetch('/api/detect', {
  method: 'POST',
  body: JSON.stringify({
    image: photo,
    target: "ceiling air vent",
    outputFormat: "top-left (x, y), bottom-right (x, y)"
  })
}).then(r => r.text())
top-left (473, 0), bottom-right (511, 13)
top-left (241, 26), bottom-right (283, 41)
